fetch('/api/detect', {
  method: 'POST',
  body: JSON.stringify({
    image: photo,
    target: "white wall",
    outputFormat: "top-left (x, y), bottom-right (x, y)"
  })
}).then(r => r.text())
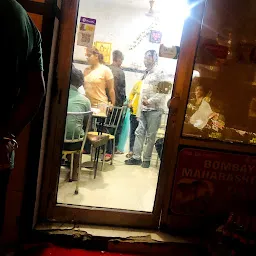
top-left (73, 0), bottom-right (186, 100)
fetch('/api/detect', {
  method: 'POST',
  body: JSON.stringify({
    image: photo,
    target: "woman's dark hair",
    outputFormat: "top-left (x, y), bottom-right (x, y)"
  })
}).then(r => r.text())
top-left (70, 64), bottom-right (84, 88)
top-left (91, 47), bottom-right (104, 64)
top-left (195, 84), bottom-right (205, 94)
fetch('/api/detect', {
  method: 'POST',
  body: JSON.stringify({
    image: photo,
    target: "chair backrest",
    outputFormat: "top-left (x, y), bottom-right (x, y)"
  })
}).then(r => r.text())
top-left (64, 111), bottom-right (93, 150)
top-left (102, 106), bottom-right (124, 136)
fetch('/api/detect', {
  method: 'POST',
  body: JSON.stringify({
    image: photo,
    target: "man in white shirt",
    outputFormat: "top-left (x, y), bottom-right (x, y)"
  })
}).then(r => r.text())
top-left (125, 50), bottom-right (167, 168)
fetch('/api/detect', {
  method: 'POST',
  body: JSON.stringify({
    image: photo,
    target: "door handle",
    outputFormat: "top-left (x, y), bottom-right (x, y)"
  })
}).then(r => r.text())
top-left (169, 95), bottom-right (180, 128)
top-left (169, 95), bottom-right (180, 113)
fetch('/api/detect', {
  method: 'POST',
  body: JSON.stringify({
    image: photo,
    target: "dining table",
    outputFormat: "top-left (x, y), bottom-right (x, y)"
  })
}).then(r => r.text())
top-left (91, 107), bottom-right (108, 134)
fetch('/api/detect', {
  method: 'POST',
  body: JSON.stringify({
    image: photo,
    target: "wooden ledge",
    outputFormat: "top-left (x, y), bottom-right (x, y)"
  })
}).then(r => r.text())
top-left (32, 222), bottom-right (207, 255)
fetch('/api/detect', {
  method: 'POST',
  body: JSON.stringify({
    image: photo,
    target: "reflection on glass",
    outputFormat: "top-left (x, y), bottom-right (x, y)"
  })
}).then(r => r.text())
top-left (183, 0), bottom-right (256, 145)
top-left (56, 0), bottom-right (187, 212)
top-left (184, 77), bottom-right (225, 140)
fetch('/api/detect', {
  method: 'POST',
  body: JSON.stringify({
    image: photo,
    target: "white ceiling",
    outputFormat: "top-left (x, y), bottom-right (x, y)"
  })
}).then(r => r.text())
top-left (87, 0), bottom-right (172, 11)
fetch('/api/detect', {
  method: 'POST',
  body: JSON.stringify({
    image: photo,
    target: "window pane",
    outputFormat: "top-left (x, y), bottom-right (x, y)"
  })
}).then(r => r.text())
top-left (182, 0), bottom-right (256, 145)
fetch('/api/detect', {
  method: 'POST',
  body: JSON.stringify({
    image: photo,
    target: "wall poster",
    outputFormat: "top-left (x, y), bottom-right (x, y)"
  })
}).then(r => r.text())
top-left (94, 41), bottom-right (112, 64)
top-left (77, 17), bottom-right (96, 47)
top-left (159, 44), bottom-right (180, 59)
top-left (171, 148), bottom-right (256, 216)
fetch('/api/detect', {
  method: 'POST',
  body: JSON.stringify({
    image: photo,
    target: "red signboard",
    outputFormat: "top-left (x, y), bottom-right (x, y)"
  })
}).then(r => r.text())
top-left (171, 148), bottom-right (256, 216)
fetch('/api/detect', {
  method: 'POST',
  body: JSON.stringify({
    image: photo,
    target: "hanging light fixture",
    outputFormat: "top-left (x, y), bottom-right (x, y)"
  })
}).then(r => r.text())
top-left (146, 0), bottom-right (155, 16)
top-left (149, 0), bottom-right (155, 13)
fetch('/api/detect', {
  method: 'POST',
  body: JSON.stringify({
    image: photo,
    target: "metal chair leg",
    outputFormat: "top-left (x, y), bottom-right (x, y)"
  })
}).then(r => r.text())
top-left (96, 147), bottom-right (100, 178)
top-left (94, 147), bottom-right (100, 179)
top-left (75, 152), bottom-right (82, 195)
top-left (69, 153), bottom-right (74, 182)
top-left (90, 145), bottom-right (93, 162)
top-left (111, 138), bottom-right (115, 165)
top-left (93, 148), bottom-right (97, 177)
top-left (101, 144), bottom-right (107, 172)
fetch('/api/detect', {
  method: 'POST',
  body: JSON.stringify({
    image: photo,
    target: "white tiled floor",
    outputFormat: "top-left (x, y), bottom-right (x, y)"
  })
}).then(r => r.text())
top-left (57, 152), bottom-right (160, 212)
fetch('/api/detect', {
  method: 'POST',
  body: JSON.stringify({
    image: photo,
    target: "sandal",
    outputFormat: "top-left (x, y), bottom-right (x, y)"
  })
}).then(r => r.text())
top-left (115, 150), bottom-right (124, 154)
top-left (105, 153), bottom-right (112, 162)
top-left (126, 152), bottom-right (133, 158)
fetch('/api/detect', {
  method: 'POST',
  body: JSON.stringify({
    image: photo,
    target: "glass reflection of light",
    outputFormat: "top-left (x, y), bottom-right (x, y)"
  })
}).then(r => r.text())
top-left (158, 0), bottom-right (190, 46)
top-left (194, 119), bottom-right (203, 128)
top-left (193, 70), bottom-right (200, 77)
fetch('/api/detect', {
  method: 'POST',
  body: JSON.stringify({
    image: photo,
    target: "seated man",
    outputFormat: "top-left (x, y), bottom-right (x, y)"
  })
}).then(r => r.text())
top-left (64, 65), bottom-right (91, 180)
top-left (66, 64), bottom-right (91, 139)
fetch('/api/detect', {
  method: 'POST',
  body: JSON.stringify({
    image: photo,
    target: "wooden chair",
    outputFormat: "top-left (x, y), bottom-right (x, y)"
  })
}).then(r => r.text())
top-left (87, 106), bottom-right (125, 165)
top-left (62, 111), bottom-right (92, 194)
top-left (87, 133), bottom-right (109, 179)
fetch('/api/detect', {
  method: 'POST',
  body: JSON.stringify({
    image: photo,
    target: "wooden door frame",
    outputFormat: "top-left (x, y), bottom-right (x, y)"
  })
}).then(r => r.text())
top-left (38, 0), bottom-right (180, 229)
top-left (39, 0), bottom-right (80, 222)
top-left (158, 0), bottom-right (207, 231)
top-left (17, 0), bottom-right (60, 237)
top-left (160, 0), bottom-right (256, 233)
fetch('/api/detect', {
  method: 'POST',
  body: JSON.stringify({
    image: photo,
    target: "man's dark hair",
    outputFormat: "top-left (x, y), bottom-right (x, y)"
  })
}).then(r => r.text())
top-left (70, 64), bottom-right (84, 88)
top-left (112, 50), bottom-right (124, 62)
top-left (145, 50), bottom-right (158, 63)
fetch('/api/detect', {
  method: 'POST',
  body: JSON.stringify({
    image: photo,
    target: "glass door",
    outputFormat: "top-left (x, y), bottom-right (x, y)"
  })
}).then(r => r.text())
top-left (40, 0), bottom-right (205, 228)
top-left (160, 0), bottom-right (256, 232)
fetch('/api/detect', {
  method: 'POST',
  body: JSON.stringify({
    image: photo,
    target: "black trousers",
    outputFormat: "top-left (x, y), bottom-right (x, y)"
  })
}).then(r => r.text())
top-left (155, 138), bottom-right (164, 159)
top-left (0, 169), bottom-right (10, 234)
top-left (114, 113), bottom-right (125, 149)
top-left (129, 114), bottom-right (139, 152)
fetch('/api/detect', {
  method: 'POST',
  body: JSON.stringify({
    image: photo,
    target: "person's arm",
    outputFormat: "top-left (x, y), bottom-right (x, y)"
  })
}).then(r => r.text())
top-left (83, 98), bottom-right (91, 129)
top-left (83, 68), bottom-right (87, 91)
top-left (105, 67), bottom-right (115, 105)
top-left (120, 70), bottom-right (126, 103)
top-left (148, 93), bottom-right (165, 105)
top-left (4, 23), bottom-right (45, 137)
top-left (143, 92), bottom-right (165, 106)
top-left (106, 78), bottom-right (115, 105)
top-left (6, 72), bottom-right (45, 137)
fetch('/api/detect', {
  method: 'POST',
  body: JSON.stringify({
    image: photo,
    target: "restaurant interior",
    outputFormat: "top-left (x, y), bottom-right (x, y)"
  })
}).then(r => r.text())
top-left (56, 0), bottom-right (189, 212)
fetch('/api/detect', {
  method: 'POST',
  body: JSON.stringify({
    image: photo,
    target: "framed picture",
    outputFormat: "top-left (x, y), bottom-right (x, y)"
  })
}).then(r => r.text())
top-left (94, 41), bottom-right (112, 64)
top-left (149, 30), bottom-right (162, 44)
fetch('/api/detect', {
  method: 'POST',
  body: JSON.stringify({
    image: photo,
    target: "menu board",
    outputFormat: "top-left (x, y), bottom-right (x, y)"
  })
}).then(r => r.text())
top-left (182, 0), bottom-right (256, 145)
top-left (77, 17), bottom-right (96, 47)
